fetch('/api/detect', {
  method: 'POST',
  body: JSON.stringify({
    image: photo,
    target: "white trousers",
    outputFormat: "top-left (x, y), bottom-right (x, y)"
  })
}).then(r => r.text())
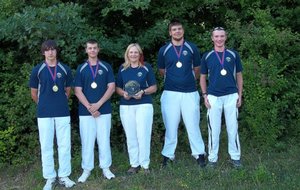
top-left (161, 90), bottom-right (205, 159)
top-left (120, 104), bottom-right (153, 169)
top-left (207, 93), bottom-right (241, 162)
top-left (79, 114), bottom-right (112, 171)
top-left (38, 116), bottom-right (72, 179)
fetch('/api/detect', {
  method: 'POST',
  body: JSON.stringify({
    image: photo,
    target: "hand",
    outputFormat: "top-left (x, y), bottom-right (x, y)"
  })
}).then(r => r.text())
top-left (123, 91), bottom-right (131, 100)
top-left (88, 103), bottom-right (100, 113)
top-left (133, 90), bottom-right (144, 100)
top-left (236, 97), bottom-right (242, 108)
top-left (92, 110), bottom-right (101, 118)
top-left (204, 96), bottom-right (211, 109)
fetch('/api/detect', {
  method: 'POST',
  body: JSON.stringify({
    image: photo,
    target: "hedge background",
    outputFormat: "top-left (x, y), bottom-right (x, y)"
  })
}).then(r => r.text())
top-left (0, 0), bottom-right (299, 164)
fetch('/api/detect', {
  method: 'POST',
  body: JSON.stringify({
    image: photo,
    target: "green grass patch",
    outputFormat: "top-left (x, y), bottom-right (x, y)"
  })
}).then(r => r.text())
top-left (0, 137), bottom-right (299, 190)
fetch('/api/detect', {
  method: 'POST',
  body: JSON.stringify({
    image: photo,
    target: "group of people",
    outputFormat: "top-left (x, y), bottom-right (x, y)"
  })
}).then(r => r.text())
top-left (29, 19), bottom-right (243, 190)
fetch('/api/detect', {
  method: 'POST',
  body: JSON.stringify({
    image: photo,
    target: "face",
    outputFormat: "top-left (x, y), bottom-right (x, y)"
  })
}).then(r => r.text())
top-left (128, 46), bottom-right (140, 63)
top-left (169, 25), bottom-right (184, 41)
top-left (211, 30), bottom-right (227, 48)
top-left (86, 43), bottom-right (99, 59)
top-left (43, 48), bottom-right (57, 61)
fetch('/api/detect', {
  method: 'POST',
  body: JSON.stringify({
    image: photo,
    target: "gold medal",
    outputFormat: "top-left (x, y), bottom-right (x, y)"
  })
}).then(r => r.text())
top-left (91, 82), bottom-right (97, 89)
top-left (221, 69), bottom-right (227, 76)
top-left (176, 61), bottom-right (182, 68)
top-left (52, 85), bottom-right (58, 92)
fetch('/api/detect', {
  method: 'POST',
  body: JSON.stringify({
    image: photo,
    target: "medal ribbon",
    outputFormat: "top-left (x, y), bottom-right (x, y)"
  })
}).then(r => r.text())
top-left (45, 61), bottom-right (57, 84)
top-left (172, 43), bottom-right (183, 62)
top-left (88, 60), bottom-right (99, 81)
top-left (214, 49), bottom-right (225, 69)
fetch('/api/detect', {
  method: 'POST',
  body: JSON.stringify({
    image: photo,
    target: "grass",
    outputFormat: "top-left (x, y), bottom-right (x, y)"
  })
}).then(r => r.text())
top-left (1, 133), bottom-right (300, 190)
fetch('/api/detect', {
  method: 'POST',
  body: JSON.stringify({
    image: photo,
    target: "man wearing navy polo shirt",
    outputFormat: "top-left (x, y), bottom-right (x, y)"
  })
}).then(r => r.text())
top-left (29, 40), bottom-right (76, 190)
top-left (157, 19), bottom-right (206, 167)
top-left (200, 27), bottom-right (243, 168)
top-left (74, 39), bottom-right (115, 183)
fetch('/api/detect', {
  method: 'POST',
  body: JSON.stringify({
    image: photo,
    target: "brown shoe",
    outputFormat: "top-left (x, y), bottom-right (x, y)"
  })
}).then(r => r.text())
top-left (127, 166), bottom-right (141, 174)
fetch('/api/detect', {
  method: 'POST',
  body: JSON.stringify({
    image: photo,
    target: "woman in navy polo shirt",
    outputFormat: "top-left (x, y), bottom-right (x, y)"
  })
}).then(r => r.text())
top-left (116, 43), bottom-right (157, 174)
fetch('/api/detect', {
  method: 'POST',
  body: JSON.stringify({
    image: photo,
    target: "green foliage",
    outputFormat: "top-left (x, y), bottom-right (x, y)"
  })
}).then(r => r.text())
top-left (0, 51), bottom-right (38, 163)
top-left (0, 0), bottom-right (25, 19)
top-left (0, 3), bottom-right (91, 66)
top-left (252, 163), bottom-right (271, 183)
top-left (101, 0), bottom-right (151, 17)
top-left (0, 127), bottom-right (16, 163)
top-left (0, 0), bottom-right (299, 163)
top-left (228, 8), bottom-right (300, 147)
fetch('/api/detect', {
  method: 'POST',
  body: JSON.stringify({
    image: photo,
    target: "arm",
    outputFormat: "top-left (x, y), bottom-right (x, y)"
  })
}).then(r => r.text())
top-left (193, 66), bottom-right (200, 80)
top-left (236, 72), bottom-right (243, 107)
top-left (75, 86), bottom-right (100, 117)
top-left (132, 84), bottom-right (157, 99)
top-left (65, 87), bottom-right (72, 98)
top-left (159, 68), bottom-right (165, 77)
top-left (200, 74), bottom-right (211, 109)
top-left (74, 86), bottom-right (91, 110)
top-left (143, 84), bottom-right (157, 95)
top-left (31, 88), bottom-right (38, 104)
top-left (116, 86), bottom-right (131, 100)
top-left (89, 82), bottom-right (116, 113)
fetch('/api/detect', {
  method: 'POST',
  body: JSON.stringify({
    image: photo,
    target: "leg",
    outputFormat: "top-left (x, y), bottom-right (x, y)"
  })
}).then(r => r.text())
top-left (95, 114), bottom-right (115, 179)
top-left (120, 105), bottom-right (139, 167)
top-left (79, 116), bottom-right (97, 171)
top-left (37, 118), bottom-right (56, 179)
top-left (55, 116), bottom-right (72, 178)
top-left (207, 95), bottom-right (223, 163)
top-left (161, 91), bottom-right (181, 159)
top-left (223, 93), bottom-right (241, 160)
top-left (181, 91), bottom-right (205, 157)
top-left (96, 114), bottom-right (112, 169)
top-left (136, 104), bottom-right (153, 169)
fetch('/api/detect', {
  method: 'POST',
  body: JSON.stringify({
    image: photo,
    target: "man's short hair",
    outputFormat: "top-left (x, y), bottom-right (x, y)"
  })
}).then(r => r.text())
top-left (86, 39), bottom-right (98, 45)
top-left (168, 18), bottom-right (183, 31)
top-left (41, 40), bottom-right (58, 53)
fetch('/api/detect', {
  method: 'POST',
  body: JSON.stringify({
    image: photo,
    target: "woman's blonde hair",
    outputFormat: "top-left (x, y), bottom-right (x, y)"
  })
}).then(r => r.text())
top-left (123, 43), bottom-right (144, 69)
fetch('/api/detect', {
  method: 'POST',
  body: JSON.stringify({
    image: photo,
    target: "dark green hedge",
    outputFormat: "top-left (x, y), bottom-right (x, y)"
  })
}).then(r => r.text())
top-left (0, 0), bottom-right (299, 164)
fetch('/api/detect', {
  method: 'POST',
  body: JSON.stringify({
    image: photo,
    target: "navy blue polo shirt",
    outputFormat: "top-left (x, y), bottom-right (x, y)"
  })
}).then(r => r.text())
top-left (201, 49), bottom-right (243, 96)
top-left (29, 62), bottom-right (73, 118)
top-left (157, 41), bottom-right (201, 92)
top-left (74, 60), bottom-right (115, 115)
top-left (116, 63), bottom-right (156, 105)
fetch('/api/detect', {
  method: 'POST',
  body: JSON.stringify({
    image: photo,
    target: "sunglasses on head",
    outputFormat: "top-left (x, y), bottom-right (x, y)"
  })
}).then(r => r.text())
top-left (213, 27), bottom-right (225, 31)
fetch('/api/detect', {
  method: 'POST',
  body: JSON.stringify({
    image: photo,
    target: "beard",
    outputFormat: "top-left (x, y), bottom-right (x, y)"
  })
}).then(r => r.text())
top-left (172, 36), bottom-right (183, 42)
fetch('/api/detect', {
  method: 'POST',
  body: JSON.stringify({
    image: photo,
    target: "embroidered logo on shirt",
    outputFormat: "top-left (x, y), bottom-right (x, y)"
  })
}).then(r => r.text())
top-left (137, 72), bottom-right (143, 77)
top-left (57, 73), bottom-right (62, 78)
top-left (98, 70), bottom-right (103, 75)
top-left (183, 50), bottom-right (188, 56)
top-left (226, 57), bottom-right (231, 62)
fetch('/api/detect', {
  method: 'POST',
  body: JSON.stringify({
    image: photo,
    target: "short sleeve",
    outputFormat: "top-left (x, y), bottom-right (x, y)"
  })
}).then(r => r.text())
top-left (200, 52), bottom-right (209, 74)
top-left (29, 66), bottom-right (39, 89)
top-left (74, 65), bottom-right (83, 87)
top-left (157, 47), bottom-right (165, 69)
top-left (235, 51), bottom-right (243, 73)
top-left (116, 66), bottom-right (124, 88)
top-left (65, 66), bottom-right (74, 87)
top-left (106, 64), bottom-right (115, 84)
top-left (191, 43), bottom-right (201, 67)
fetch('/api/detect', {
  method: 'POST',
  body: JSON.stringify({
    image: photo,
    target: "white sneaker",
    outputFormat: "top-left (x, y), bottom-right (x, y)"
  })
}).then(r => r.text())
top-left (78, 170), bottom-right (91, 183)
top-left (59, 177), bottom-right (76, 188)
top-left (103, 168), bottom-right (115, 180)
top-left (43, 178), bottom-right (56, 190)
